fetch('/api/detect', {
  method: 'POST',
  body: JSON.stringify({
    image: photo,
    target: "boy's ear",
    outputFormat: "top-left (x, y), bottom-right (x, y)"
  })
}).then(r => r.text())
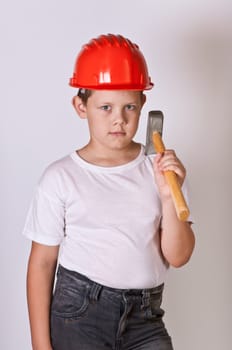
top-left (72, 96), bottom-right (87, 119)
top-left (141, 93), bottom-right (146, 107)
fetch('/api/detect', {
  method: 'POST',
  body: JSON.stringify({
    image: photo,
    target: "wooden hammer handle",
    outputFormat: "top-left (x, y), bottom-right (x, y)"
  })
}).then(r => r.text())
top-left (152, 131), bottom-right (190, 221)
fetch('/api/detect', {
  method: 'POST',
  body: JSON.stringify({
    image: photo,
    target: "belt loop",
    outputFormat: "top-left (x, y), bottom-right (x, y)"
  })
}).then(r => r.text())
top-left (141, 290), bottom-right (150, 309)
top-left (89, 282), bottom-right (102, 302)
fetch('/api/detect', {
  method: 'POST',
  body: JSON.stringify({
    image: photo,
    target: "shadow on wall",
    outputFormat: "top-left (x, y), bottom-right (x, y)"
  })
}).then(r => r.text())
top-left (151, 19), bottom-right (232, 350)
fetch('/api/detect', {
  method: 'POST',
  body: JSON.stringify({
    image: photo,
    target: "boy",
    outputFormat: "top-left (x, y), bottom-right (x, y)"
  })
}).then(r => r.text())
top-left (23, 34), bottom-right (195, 350)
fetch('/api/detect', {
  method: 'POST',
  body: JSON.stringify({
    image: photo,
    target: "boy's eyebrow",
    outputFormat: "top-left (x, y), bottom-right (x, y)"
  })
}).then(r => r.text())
top-left (98, 101), bottom-right (112, 104)
top-left (98, 100), bottom-right (140, 104)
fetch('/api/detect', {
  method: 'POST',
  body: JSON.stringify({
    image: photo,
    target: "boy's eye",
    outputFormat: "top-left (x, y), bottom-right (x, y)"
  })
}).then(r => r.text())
top-left (100, 105), bottom-right (111, 111)
top-left (126, 104), bottom-right (136, 111)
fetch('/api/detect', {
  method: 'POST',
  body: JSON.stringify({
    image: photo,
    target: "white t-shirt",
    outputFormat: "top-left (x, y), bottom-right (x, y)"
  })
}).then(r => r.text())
top-left (23, 145), bottom-right (191, 289)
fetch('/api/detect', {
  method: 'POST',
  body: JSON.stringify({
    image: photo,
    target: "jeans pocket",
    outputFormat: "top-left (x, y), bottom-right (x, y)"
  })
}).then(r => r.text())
top-left (144, 291), bottom-right (165, 321)
top-left (51, 281), bottom-right (90, 320)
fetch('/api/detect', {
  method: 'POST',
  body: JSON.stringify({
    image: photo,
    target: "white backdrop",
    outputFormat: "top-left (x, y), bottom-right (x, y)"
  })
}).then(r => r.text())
top-left (1, 1), bottom-right (232, 349)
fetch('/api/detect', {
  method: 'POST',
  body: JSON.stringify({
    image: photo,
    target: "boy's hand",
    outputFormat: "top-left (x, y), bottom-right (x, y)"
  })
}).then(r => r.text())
top-left (153, 150), bottom-right (186, 200)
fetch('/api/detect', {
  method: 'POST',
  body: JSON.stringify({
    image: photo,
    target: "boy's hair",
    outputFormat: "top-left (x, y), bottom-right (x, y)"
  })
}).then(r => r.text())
top-left (77, 88), bottom-right (92, 105)
top-left (77, 88), bottom-right (145, 105)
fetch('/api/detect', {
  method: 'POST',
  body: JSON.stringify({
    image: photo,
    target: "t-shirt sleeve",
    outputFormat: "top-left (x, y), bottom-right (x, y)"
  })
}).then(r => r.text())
top-left (22, 169), bottom-right (65, 246)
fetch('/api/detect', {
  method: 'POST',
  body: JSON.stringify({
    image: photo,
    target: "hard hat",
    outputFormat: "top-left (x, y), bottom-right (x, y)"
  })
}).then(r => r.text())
top-left (69, 34), bottom-right (154, 90)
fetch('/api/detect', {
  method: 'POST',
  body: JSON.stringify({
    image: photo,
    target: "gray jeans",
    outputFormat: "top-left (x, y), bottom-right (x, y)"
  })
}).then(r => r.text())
top-left (51, 265), bottom-right (173, 350)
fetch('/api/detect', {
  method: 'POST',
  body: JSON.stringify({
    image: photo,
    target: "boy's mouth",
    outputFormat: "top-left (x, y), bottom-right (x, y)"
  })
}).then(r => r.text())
top-left (109, 131), bottom-right (126, 136)
top-left (109, 130), bottom-right (126, 136)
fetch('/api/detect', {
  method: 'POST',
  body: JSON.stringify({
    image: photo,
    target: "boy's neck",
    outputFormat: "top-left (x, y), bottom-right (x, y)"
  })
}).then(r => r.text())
top-left (77, 141), bottom-right (141, 167)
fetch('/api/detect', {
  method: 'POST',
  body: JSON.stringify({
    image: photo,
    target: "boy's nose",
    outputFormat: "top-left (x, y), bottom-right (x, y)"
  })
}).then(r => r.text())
top-left (112, 110), bottom-right (126, 125)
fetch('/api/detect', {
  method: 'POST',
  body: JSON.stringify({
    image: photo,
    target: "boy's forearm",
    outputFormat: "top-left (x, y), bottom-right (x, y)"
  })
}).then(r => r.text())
top-left (160, 198), bottom-right (195, 267)
top-left (27, 256), bottom-right (57, 350)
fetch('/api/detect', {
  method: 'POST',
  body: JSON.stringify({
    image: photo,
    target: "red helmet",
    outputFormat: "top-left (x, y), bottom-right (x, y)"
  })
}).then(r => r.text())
top-left (69, 34), bottom-right (154, 90)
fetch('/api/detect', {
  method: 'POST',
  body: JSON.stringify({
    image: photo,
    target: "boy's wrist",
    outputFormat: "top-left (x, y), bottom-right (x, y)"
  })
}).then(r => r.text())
top-left (159, 193), bottom-right (173, 205)
top-left (160, 196), bottom-right (177, 216)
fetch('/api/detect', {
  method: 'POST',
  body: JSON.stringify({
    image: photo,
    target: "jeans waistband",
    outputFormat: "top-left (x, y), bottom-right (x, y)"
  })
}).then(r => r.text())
top-left (57, 264), bottom-right (164, 296)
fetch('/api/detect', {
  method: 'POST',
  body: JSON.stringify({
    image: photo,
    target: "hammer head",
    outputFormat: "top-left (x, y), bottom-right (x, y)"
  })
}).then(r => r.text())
top-left (145, 111), bottom-right (164, 155)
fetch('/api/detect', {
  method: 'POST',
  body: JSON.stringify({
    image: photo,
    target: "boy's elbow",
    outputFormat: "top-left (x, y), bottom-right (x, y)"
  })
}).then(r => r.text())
top-left (174, 235), bottom-right (195, 268)
top-left (167, 242), bottom-right (195, 268)
top-left (169, 255), bottom-right (191, 268)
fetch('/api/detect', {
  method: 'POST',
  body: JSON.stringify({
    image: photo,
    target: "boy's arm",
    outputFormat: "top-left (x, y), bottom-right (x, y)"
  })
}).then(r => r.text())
top-left (153, 151), bottom-right (195, 267)
top-left (160, 198), bottom-right (195, 267)
top-left (27, 242), bottom-right (59, 350)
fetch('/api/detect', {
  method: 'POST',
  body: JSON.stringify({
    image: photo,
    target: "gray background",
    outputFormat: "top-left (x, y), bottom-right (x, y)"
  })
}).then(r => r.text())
top-left (1, 0), bottom-right (231, 349)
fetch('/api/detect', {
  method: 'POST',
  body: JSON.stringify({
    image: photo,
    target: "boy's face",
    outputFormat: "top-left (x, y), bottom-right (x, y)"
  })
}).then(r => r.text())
top-left (74, 90), bottom-right (146, 151)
